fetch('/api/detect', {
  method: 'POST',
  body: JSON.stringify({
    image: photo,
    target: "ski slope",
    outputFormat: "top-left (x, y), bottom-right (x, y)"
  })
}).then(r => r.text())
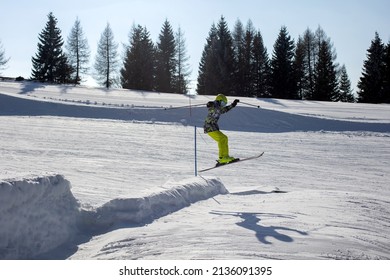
top-left (0, 81), bottom-right (389, 260)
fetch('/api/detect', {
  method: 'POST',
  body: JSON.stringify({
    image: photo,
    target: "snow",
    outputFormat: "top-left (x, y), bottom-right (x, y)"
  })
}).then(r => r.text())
top-left (0, 175), bottom-right (79, 259)
top-left (0, 80), bottom-right (390, 261)
top-left (0, 173), bottom-right (226, 259)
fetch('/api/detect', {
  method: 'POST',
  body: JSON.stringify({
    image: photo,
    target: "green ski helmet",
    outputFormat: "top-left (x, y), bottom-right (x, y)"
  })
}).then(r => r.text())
top-left (215, 94), bottom-right (228, 106)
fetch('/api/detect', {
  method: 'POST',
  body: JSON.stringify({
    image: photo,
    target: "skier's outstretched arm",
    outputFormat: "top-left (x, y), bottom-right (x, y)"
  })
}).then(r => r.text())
top-left (221, 99), bottom-right (240, 113)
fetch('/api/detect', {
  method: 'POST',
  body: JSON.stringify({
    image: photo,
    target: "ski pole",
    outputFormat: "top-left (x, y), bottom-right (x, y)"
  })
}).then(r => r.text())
top-left (163, 103), bottom-right (205, 110)
top-left (240, 101), bottom-right (261, 108)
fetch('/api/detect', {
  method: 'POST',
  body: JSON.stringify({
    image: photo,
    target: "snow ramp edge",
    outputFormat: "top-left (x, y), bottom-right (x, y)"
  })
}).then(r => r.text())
top-left (0, 174), bottom-right (227, 259)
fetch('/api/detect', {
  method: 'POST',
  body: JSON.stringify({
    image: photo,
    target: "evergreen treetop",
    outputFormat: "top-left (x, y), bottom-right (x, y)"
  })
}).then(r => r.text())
top-left (31, 12), bottom-right (72, 83)
top-left (269, 26), bottom-right (296, 99)
top-left (66, 18), bottom-right (90, 84)
top-left (196, 16), bottom-right (236, 95)
top-left (121, 24), bottom-right (155, 91)
top-left (174, 26), bottom-right (191, 94)
top-left (155, 19), bottom-right (176, 93)
top-left (313, 39), bottom-right (339, 101)
top-left (94, 23), bottom-right (119, 88)
top-left (381, 42), bottom-right (390, 102)
top-left (357, 32), bottom-right (385, 103)
top-left (338, 64), bottom-right (355, 102)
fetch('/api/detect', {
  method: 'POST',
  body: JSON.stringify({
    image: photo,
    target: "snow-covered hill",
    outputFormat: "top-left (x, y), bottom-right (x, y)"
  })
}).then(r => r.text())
top-left (1, 81), bottom-right (389, 133)
top-left (0, 81), bottom-right (389, 260)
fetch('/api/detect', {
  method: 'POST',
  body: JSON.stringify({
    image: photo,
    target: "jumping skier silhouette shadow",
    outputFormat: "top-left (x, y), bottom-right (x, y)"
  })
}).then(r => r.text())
top-left (211, 211), bottom-right (307, 244)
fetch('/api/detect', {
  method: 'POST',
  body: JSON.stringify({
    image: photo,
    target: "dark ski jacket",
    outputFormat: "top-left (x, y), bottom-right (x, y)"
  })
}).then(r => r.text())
top-left (203, 101), bottom-right (234, 133)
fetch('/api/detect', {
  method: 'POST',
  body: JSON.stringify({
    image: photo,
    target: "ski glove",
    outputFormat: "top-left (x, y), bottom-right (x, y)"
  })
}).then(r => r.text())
top-left (232, 99), bottom-right (240, 107)
top-left (206, 101), bottom-right (214, 108)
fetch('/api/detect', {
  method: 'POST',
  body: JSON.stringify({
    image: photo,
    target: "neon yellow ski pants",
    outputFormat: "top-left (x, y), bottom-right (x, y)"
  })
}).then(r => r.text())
top-left (208, 131), bottom-right (229, 158)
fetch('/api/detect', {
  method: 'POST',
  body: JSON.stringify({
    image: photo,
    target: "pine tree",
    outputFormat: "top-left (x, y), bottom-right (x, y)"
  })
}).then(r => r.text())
top-left (196, 24), bottom-right (218, 95)
top-left (215, 16), bottom-right (236, 95)
top-left (295, 27), bottom-right (340, 101)
top-left (232, 19), bottom-right (247, 96)
top-left (121, 24), bottom-right (155, 91)
top-left (66, 18), bottom-right (90, 84)
top-left (294, 36), bottom-right (307, 99)
top-left (315, 27), bottom-right (339, 72)
top-left (382, 42), bottom-right (390, 103)
top-left (232, 19), bottom-right (266, 97)
top-left (338, 64), bottom-right (355, 102)
top-left (241, 20), bottom-right (256, 96)
top-left (232, 19), bottom-right (244, 56)
top-left (94, 23), bottom-right (119, 88)
top-left (295, 27), bottom-right (327, 100)
top-left (31, 12), bottom-right (72, 83)
top-left (174, 26), bottom-right (191, 94)
top-left (251, 30), bottom-right (270, 97)
top-left (196, 16), bottom-right (235, 95)
top-left (269, 26), bottom-right (296, 99)
top-left (294, 28), bottom-right (317, 99)
top-left (155, 20), bottom-right (176, 93)
top-left (357, 32), bottom-right (385, 103)
top-left (313, 40), bottom-right (339, 101)
top-left (302, 28), bottom-right (317, 99)
top-left (0, 40), bottom-right (10, 73)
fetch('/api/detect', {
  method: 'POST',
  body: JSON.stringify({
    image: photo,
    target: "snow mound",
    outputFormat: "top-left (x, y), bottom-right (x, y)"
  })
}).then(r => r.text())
top-left (82, 177), bottom-right (228, 232)
top-left (0, 175), bottom-right (227, 259)
top-left (0, 174), bottom-right (79, 259)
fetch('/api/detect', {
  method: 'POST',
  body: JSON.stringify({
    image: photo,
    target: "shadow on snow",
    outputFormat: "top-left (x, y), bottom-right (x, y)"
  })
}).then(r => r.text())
top-left (210, 210), bottom-right (308, 245)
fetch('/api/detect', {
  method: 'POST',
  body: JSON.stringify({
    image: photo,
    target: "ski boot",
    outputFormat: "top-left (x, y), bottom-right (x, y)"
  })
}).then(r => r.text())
top-left (216, 156), bottom-right (239, 166)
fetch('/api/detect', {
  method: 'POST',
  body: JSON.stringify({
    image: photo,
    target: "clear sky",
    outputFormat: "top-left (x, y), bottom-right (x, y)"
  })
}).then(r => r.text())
top-left (0, 0), bottom-right (389, 93)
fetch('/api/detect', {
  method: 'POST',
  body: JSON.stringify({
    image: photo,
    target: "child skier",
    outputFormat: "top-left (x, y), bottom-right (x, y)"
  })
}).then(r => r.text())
top-left (204, 94), bottom-right (240, 165)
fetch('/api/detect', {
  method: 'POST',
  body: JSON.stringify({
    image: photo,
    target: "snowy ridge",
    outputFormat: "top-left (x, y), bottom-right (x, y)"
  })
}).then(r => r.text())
top-left (0, 174), bottom-right (227, 259)
top-left (0, 175), bottom-right (79, 259)
top-left (84, 177), bottom-right (228, 231)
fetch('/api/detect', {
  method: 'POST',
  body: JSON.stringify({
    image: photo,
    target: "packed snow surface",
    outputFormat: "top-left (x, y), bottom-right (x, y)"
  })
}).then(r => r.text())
top-left (0, 81), bottom-right (389, 260)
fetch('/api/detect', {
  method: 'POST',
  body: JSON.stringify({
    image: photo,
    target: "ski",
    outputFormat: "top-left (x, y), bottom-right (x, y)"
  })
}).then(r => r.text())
top-left (199, 152), bottom-right (264, 173)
